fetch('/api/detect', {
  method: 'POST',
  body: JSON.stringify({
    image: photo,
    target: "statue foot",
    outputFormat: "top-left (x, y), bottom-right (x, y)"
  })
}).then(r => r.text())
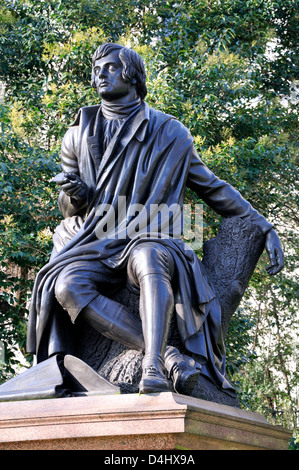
top-left (139, 355), bottom-right (171, 394)
top-left (165, 346), bottom-right (202, 395)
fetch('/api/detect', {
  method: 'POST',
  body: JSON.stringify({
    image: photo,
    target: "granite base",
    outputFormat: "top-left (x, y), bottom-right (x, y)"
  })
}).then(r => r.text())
top-left (0, 392), bottom-right (291, 450)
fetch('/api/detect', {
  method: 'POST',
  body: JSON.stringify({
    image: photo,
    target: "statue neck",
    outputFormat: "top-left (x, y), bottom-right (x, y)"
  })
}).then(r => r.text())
top-left (101, 97), bottom-right (142, 120)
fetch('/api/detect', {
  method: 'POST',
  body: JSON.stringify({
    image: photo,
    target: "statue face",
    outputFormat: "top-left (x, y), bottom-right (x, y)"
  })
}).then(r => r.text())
top-left (93, 50), bottom-right (136, 103)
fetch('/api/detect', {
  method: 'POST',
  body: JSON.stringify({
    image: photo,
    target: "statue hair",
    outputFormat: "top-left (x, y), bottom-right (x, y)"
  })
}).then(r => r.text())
top-left (91, 43), bottom-right (147, 100)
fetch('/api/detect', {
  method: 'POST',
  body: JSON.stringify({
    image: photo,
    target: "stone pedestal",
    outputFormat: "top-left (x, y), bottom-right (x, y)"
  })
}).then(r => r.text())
top-left (0, 392), bottom-right (291, 450)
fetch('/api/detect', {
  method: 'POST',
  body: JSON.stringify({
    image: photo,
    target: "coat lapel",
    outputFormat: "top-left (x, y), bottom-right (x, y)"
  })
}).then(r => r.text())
top-left (94, 102), bottom-right (150, 184)
top-left (86, 107), bottom-right (102, 167)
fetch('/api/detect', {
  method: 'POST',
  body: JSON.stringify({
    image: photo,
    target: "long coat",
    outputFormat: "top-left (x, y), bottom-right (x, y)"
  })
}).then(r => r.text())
top-left (27, 102), bottom-right (272, 393)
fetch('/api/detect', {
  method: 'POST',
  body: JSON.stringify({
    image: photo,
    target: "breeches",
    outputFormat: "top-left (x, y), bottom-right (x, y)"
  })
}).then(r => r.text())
top-left (54, 242), bottom-right (174, 323)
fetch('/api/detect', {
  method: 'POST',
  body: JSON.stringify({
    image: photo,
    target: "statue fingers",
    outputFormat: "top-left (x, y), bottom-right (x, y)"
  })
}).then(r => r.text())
top-left (61, 182), bottom-right (82, 196)
top-left (274, 246), bottom-right (284, 273)
top-left (266, 248), bottom-right (284, 275)
top-left (64, 172), bottom-right (81, 182)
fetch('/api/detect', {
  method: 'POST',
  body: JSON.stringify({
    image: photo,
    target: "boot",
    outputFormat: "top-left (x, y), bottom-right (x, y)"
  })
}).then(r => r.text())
top-left (139, 353), bottom-right (171, 394)
top-left (165, 346), bottom-right (202, 395)
top-left (138, 273), bottom-right (174, 394)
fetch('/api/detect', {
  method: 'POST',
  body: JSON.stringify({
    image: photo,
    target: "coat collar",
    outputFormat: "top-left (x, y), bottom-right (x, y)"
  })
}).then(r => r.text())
top-left (74, 101), bottom-right (149, 138)
top-left (84, 101), bottom-right (149, 165)
top-left (130, 101), bottom-right (150, 142)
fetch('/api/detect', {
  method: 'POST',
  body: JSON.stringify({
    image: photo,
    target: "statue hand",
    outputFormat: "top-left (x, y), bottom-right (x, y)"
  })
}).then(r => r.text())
top-left (265, 228), bottom-right (284, 276)
top-left (58, 173), bottom-right (88, 201)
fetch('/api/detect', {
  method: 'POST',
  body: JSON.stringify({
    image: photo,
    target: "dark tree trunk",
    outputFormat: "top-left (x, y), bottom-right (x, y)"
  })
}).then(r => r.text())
top-left (74, 217), bottom-right (265, 406)
top-left (201, 217), bottom-right (265, 339)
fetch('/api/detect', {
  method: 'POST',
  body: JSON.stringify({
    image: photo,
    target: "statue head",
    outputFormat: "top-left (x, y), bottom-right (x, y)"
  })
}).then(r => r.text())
top-left (91, 43), bottom-right (147, 100)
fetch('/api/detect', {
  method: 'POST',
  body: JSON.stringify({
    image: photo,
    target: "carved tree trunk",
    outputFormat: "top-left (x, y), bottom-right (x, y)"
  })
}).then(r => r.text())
top-left (74, 217), bottom-right (265, 406)
top-left (202, 217), bottom-right (265, 339)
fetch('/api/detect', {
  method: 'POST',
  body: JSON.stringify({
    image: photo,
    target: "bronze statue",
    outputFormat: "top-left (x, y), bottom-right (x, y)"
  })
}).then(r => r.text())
top-left (23, 43), bottom-right (283, 397)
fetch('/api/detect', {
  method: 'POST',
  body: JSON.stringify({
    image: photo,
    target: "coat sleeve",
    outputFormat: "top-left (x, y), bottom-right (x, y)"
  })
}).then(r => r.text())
top-left (58, 126), bottom-right (89, 218)
top-left (187, 147), bottom-right (272, 235)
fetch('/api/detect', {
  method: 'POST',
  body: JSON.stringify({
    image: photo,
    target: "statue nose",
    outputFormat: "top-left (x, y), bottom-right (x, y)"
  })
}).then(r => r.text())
top-left (98, 68), bottom-right (108, 78)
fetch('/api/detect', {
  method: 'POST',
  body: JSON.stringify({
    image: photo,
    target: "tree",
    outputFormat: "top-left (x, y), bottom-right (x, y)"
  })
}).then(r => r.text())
top-left (0, 0), bottom-right (298, 434)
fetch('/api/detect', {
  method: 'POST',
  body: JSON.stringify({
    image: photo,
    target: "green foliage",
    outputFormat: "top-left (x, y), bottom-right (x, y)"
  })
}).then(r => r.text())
top-left (0, 0), bottom-right (298, 433)
top-left (0, 104), bottom-right (60, 266)
top-left (0, 103), bottom-right (60, 378)
top-left (289, 434), bottom-right (299, 450)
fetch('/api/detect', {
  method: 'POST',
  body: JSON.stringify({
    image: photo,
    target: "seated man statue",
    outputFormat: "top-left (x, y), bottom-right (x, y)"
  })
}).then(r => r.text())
top-left (26, 43), bottom-right (284, 396)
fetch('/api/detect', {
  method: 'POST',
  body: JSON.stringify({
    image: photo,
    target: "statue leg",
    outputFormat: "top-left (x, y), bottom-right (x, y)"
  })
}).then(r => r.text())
top-left (54, 256), bottom-right (200, 394)
top-left (127, 242), bottom-right (174, 393)
top-left (55, 260), bottom-right (144, 352)
top-left (81, 295), bottom-right (144, 351)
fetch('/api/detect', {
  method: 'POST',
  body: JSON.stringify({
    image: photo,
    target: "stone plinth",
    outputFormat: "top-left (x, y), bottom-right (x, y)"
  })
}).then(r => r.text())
top-left (0, 392), bottom-right (291, 450)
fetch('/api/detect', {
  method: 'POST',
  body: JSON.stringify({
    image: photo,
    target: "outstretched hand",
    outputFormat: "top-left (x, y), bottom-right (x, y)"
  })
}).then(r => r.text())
top-left (265, 228), bottom-right (284, 276)
top-left (50, 172), bottom-right (88, 201)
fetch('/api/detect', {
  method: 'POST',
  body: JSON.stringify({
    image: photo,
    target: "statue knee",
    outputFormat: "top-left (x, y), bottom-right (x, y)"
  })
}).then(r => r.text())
top-left (128, 242), bottom-right (174, 286)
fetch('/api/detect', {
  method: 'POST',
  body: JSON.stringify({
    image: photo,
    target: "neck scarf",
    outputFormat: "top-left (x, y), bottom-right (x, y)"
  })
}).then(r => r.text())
top-left (102, 118), bottom-right (124, 152)
top-left (101, 97), bottom-right (142, 120)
